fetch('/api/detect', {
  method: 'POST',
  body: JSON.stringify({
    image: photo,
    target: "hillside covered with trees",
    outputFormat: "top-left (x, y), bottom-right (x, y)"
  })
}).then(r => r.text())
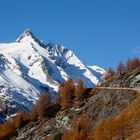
top-left (1, 58), bottom-right (140, 140)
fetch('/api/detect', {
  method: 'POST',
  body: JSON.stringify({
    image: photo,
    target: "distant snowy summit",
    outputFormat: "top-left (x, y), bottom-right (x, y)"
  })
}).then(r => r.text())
top-left (0, 29), bottom-right (105, 122)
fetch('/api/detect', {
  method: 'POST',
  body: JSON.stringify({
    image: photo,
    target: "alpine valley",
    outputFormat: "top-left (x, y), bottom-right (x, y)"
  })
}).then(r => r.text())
top-left (0, 29), bottom-right (105, 122)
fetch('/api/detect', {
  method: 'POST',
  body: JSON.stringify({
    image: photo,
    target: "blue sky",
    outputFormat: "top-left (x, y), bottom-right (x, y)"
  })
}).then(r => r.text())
top-left (0, 0), bottom-right (140, 69)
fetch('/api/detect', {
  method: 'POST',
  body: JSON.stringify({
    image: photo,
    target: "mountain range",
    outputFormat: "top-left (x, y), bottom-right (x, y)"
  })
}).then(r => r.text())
top-left (0, 29), bottom-right (105, 122)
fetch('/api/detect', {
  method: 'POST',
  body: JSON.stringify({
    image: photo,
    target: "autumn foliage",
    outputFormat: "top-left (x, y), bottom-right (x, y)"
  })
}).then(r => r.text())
top-left (1, 76), bottom-right (140, 139)
top-left (90, 95), bottom-right (140, 140)
top-left (0, 93), bottom-right (54, 139)
top-left (0, 79), bottom-right (86, 139)
top-left (104, 57), bottom-right (140, 82)
top-left (62, 116), bottom-right (92, 140)
top-left (61, 94), bottom-right (140, 140)
top-left (30, 92), bottom-right (52, 120)
top-left (0, 110), bottom-right (29, 139)
top-left (116, 61), bottom-right (125, 75)
top-left (58, 78), bottom-right (86, 109)
top-left (104, 68), bottom-right (115, 81)
top-left (75, 80), bottom-right (85, 101)
top-left (58, 78), bottom-right (75, 109)
top-left (125, 57), bottom-right (140, 72)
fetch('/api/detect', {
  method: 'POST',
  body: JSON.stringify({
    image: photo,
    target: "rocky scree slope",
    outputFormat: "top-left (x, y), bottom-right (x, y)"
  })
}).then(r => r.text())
top-left (104, 67), bottom-right (140, 88)
top-left (0, 29), bottom-right (105, 122)
top-left (16, 88), bottom-right (138, 140)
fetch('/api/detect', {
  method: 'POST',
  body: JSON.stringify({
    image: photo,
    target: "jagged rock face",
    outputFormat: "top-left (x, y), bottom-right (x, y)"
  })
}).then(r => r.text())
top-left (16, 89), bottom-right (138, 140)
top-left (106, 68), bottom-right (140, 88)
top-left (0, 29), bottom-right (105, 122)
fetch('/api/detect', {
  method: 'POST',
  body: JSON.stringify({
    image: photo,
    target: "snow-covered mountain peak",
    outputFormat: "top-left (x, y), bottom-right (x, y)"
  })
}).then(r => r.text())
top-left (0, 29), bottom-right (106, 122)
top-left (21, 28), bottom-right (33, 36)
top-left (16, 28), bottom-right (36, 42)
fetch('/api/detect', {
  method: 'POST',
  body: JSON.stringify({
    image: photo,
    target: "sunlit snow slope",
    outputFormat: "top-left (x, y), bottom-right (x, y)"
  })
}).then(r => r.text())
top-left (0, 29), bottom-right (105, 122)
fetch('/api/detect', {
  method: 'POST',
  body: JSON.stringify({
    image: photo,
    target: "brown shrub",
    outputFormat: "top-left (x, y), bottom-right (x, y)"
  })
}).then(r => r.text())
top-left (58, 78), bottom-right (75, 109)
top-left (126, 58), bottom-right (131, 72)
top-left (131, 57), bottom-right (140, 69)
top-left (30, 92), bottom-right (52, 120)
top-left (14, 110), bottom-right (29, 129)
top-left (104, 68), bottom-right (115, 81)
top-left (58, 78), bottom-right (87, 109)
top-left (0, 119), bottom-right (16, 138)
top-left (62, 116), bottom-right (92, 140)
top-left (0, 110), bottom-right (30, 139)
top-left (102, 58), bottom-right (140, 85)
top-left (116, 61), bottom-right (125, 75)
top-left (126, 57), bottom-right (140, 72)
top-left (75, 79), bottom-right (85, 101)
top-left (128, 131), bottom-right (140, 140)
top-left (0, 93), bottom-right (53, 139)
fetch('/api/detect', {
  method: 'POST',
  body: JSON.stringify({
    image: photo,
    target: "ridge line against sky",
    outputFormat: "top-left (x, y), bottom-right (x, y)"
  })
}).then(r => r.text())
top-left (0, 0), bottom-right (140, 69)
